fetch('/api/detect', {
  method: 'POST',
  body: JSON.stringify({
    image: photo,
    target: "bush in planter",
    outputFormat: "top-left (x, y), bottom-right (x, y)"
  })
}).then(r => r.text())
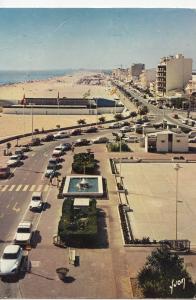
top-left (107, 142), bottom-right (130, 152)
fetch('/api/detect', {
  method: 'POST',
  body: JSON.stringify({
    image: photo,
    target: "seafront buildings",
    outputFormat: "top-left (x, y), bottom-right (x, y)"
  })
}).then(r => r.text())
top-left (156, 53), bottom-right (192, 95)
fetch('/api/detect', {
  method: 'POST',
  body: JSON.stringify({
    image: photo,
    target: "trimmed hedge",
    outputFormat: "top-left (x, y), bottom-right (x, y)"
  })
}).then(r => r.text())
top-left (107, 142), bottom-right (130, 152)
top-left (72, 152), bottom-right (98, 174)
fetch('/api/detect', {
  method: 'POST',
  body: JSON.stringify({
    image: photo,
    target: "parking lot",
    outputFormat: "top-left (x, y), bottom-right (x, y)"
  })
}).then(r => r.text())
top-left (117, 162), bottom-right (196, 245)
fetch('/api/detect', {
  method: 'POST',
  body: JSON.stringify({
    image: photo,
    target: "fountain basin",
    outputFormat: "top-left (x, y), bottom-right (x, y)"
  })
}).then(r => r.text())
top-left (63, 175), bottom-right (103, 197)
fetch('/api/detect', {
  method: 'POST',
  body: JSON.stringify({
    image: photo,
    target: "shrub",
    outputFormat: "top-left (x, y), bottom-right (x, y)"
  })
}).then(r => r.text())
top-left (107, 142), bottom-right (130, 152)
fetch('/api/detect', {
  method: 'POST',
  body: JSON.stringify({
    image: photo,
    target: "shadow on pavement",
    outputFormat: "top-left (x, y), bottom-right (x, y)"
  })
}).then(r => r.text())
top-left (63, 276), bottom-right (75, 283)
top-left (31, 230), bottom-right (42, 248)
top-left (43, 202), bottom-right (51, 211)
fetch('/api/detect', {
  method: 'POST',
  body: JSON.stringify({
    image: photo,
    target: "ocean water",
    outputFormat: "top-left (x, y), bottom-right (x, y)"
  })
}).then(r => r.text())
top-left (0, 69), bottom-right (75, 85)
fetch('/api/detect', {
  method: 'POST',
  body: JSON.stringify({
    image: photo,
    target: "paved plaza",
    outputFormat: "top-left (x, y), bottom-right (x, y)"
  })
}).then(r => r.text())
top-left (117, 162), bottom-right (196, 245)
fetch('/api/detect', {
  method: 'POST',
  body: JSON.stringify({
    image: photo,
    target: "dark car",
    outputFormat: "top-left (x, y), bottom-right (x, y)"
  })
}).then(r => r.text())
top-left (71, 129), bottom-right (82, 136)
top-left (61, 143), bottom-right (72, 151)
top-left (41, 134), bottom-right (54, 142)
top-left (29, 138), bottom-right (41, 146)
top-left (83, 127), bottom-right (98, 133)
top-left (74, 139), bottom-right (91, 146)
top-left (0, 167), bottom-right (11, 179)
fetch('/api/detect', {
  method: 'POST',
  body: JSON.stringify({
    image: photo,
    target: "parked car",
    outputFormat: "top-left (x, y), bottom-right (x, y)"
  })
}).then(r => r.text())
top-left (14, 222), bottom-right (33, 245)
top-left (29, 192), bottom-right (43, 211)
top-left (52, 149), bottom-right (63, 157)
top-left (71, 129), bottom-right (82, 136)
top-left (54, 131), bottom-right (70, 139)
top-left (48, 157), bottom-right (59, 167)
top-left (92, 136), bottom-right (109, 144)
top-left (59, 143), bottom-right (72, 151)
top-left (15, 149), bottom-right (25, 160)
top-left (173, 114), bottom-right (178, 119)
top-left (41, 134), bottom-right (54, 142)
top-left (0, 166), bottom-right (11, 179)
top-left (29, 138), bottom-right (41, 146)
top-left (74, 138), bottom-right (91, 146)
top-left (189, 138), bottom-right (196, 143)
top-left (123, 136), bottom-right (139, 143)
top-left (7, 155), bottom-right (21, 167)
top-left (20, 145), bottom-right (31, 152)
top-left (45, 164), bottom-right (57, 178)
top-left (120, 126), bottom-right (132, 133)
top-left (108, 122), bottom-right (121, 129)
top-left (0, 245), bottom-right (23, 276)
top-left (83, 127), bottom-right (98, 133)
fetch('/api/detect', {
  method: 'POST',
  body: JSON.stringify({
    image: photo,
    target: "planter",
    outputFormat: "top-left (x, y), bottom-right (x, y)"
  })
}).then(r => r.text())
top-left (56, 267), bottom-right (69, 280)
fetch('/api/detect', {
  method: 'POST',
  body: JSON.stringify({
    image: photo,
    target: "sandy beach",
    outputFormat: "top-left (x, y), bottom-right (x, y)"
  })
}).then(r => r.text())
top-left (0, 71), bottom-right (115, 138)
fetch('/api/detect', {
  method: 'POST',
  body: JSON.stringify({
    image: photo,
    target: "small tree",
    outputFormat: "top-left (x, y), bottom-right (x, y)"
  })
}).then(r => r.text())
top-left (99, 116), bottom-right (106, 123)
top-left (138, 105), bottom-right (149, 116)
top-left (114, 113), bottom-right (123, 121)
top-left (77, 119), bottom-right (86, 125)
top-left (6, 142), bottom-right (11, 155)
top-left (138, 247), bottom-right (196, 298)
top-left (130, 111), bottom-right (137, 119)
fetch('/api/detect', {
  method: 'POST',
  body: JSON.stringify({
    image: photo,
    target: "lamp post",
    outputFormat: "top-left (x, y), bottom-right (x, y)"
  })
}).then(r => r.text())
top-left (118, 132), bottom-right (123, 179)
top-left (174, 163), bottom-right (181, 241)
top-left (31, 103), bottom-right (34, 140)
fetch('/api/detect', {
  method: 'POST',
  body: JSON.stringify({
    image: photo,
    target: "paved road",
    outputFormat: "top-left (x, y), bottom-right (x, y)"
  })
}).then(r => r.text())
top-left (0, 128), bottom-right (117, 297)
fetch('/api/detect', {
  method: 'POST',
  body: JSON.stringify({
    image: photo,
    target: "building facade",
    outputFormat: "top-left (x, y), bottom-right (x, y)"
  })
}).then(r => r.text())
top-left (156, 54), bottom-right (192, 95)
top-left (145, 130), bottom-right (189, 153)
top-left (139, 68), bottom-right (156, 89)
top-left (129, 63), bottom-right (145, 81)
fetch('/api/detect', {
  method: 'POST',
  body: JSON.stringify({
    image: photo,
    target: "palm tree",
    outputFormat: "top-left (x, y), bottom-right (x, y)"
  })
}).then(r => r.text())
top-left (99, 116), bottom-right (106, 123)
top-left (77, 119), bottom-right (86, 125)
top-left (130, 111), bottom-right (137, 119)
top-left (114, 113), bottom-right (123, 121)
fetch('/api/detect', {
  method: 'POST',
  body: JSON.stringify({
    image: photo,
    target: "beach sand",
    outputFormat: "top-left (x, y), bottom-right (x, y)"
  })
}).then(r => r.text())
top-left (0, 71), bottom-right (114, 138)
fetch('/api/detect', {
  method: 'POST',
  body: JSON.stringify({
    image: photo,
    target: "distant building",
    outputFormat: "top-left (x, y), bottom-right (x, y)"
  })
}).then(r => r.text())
top-left (112, 68), bottom-right (129, 82)
top-left (156, 54), bottom-right (192, 95)
top-left (139, 68), bottom-right (156, 89)
top-left (145, 130), bottom-right (189, 153)
top-left (185, 75), bottom-right (196, 95)
top-left (129, 63), bottom-right (145, 81)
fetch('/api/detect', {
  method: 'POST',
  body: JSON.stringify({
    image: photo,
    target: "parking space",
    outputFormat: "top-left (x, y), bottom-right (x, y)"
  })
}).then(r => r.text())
top-left (117, 162), bottom-right (196, 245)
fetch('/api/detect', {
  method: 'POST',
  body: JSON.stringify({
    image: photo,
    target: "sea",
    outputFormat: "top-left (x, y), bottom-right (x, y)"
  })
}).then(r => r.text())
top-left (0, 69), bottom-right (76, 85)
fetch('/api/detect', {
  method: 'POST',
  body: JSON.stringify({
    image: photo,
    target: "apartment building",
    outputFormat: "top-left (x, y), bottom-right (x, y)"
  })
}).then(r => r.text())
top-left (139, 68), bottom-right (156, 89)
top-left (129, 63), bottom-right (145, 81)
top-left (156, 54), bottom-right (192, 95)
top-left (112, 68), bottom-right (129, 82)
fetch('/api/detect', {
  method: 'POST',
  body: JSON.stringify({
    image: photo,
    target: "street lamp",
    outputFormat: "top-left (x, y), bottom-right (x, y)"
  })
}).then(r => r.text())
top-left (118, 132), bottom-right (124, 178)
top-left (174, 163), bottom-right (182, 241)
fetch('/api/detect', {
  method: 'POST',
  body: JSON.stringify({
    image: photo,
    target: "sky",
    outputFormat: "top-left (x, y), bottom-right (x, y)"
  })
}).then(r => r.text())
top-left (0, 8), bottom-right (196, 70)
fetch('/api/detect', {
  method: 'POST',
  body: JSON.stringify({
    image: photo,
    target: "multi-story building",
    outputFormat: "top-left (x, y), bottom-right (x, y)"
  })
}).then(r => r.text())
top-left (112, 68), bottom-right (129, 82)
top-left (129, 63), bottom-right (145, 81)
top-left (139, 68), bottom-right (156, 89)
top-left (156, 54), bottom-right (192, 95)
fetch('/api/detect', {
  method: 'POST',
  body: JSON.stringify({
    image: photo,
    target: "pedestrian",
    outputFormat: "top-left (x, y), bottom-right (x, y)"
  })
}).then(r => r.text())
top-left (49, 174), bottom-right (53, 185)
top-left (71, 144), bottom-right (75, 153)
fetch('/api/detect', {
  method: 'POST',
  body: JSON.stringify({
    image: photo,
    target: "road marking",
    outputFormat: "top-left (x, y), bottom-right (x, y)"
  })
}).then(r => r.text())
top-left (43, 185), bottom-right (49, 192)
top-left (31, 261), bottom-right (40, 267)
top-left (30, 185), bottom-right (36, 192)
top-left (36, 185), bottom-right (43, 192)
top-left (15, 184), bottom-right (22, 192)
top-left (1, 185), bottom-right (9, 192)
top-left (22, 184), bottom-right (29, 192)
top-left (12, 202), bottom-right (20, 212)
top-left (0, 213), bottom-right (4, 219)
top-left (9, 184), bottom-right (16, 191)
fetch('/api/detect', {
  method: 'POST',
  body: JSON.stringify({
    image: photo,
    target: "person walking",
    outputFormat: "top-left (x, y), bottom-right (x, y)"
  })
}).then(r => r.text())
top-left (57, 176), bottom-right (61, 188)
top-left (71, 143), bottom-right (75, 154)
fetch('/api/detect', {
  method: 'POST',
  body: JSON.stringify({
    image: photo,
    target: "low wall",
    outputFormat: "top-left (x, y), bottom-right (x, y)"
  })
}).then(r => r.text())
top-left (3, 106), bottom-right (124, 115)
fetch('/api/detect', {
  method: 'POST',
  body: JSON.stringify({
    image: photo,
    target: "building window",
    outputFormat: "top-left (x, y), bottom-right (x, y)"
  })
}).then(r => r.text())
top-left (161, 140), bottom-right (165, 143)
top-left (176, 139), bottom-right (181, 143)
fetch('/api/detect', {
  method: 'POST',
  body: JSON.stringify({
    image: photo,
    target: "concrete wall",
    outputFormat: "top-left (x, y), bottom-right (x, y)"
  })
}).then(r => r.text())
top-left (172, 134), bottom-right (188, 152)
top-left (156, 133), bottom-right (169, 152)
top-left (3, 106), bottom-right (124, 115)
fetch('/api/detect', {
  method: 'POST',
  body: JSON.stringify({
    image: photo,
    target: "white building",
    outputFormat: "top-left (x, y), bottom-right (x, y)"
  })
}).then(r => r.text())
top-left (145, 130), bottom-right (189, 153)
top-left (139, 68), bottom-right (156, 89)
top-left (156, 54), bottom-right (192, 95)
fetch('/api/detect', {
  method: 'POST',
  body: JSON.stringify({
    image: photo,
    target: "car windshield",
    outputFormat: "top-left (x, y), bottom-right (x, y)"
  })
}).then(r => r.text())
top-left (47, 165), bottom-right (55, 170)
top-left (3, 253), bottom-right (18, 259)
top-left (10, 156), bottom-right (17, 160)
top-left (32, 197), bottom-right (41, 201)
top-left (17, 227), bottom-right (30, 233)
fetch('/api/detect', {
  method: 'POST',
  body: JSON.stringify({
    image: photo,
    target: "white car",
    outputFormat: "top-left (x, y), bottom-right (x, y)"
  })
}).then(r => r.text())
top-left (123, 136), bottom-right (139, 143)
top-left (54, 131), bottom-right (70, 139)
top-left (29, 192), bottom-right (43, 211)
top-left (120, 126), bottom-right (132, 133)
top-left (0, 245), bottom-right (23, 276)
top-left (7, 155), bottom-right (21, 167)
top-left (52, 149), bottom-right (63, 157)
top-left (108, 122), bottom-right (121, 129)
top-left (14, 221), bottom-right (33, 245)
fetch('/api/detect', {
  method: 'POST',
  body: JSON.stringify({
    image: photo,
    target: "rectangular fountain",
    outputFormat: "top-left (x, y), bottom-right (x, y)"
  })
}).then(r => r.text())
top-left (63, 175), bottom-right (103, 197)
